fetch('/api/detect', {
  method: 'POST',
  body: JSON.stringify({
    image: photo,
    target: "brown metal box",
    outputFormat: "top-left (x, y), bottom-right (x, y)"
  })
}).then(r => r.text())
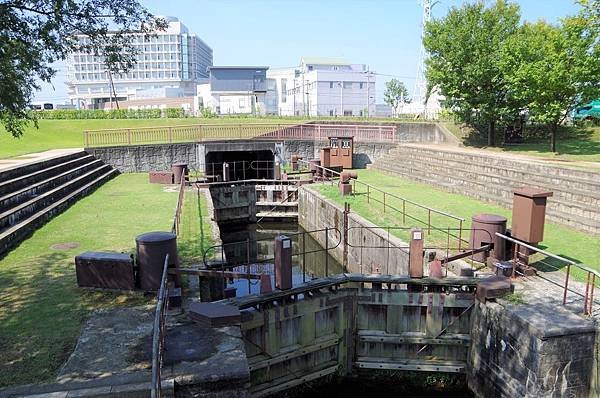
top-left (320, 148), bottom-right (331, 168)
top-left (274, 235), bottom-right (293, 290)
top-left (328, 137), bottom-right (353, 169)
top-left (149, 171), bottom-right (174, 184)
top-left (339, 183), bottom-right (352, 196)
top-left (75, 252), bottom-right (135, 290)
top-left (511, 188), bottom-right (553, 243)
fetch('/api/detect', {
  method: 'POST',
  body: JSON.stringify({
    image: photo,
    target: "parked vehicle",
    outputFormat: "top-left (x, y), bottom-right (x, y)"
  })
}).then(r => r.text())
top-left (573, 99), bottom-right (600, 122)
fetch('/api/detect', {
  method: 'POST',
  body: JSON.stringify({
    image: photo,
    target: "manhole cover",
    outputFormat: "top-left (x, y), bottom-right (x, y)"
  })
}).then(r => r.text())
top-left (50, 242), bottom-right (80, 250)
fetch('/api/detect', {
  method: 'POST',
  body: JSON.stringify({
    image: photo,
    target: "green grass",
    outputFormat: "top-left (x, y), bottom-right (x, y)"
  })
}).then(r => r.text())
top-left (442, 122), bottom-right (600, 163)
top-left (313, 170), bottom-right (600, 274)
top-left (178, 188), bottom-right (214, 267)
top-left (0, 174), bottom-right (179, 387)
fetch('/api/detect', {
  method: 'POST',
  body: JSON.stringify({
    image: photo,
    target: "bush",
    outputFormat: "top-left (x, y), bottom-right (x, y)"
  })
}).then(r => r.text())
top-left (164, 108), bottom-right (186, 118)
top-left (34, 108), bottom-right (163, 120)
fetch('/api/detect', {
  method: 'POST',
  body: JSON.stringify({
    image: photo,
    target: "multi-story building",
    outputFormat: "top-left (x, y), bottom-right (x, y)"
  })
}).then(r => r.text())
top-left (66, 16), bottom-right (212, 109)
top-left (194, 66), bottom-right (269, 115)
top-left (265, 57), bottom-right (375, 117)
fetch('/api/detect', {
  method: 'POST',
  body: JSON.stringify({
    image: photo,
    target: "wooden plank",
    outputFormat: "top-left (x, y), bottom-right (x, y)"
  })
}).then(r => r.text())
top-left (250, 362), bottom-right (339, 397)
top-left (355, 357), bottom-right (466, 373)
top-left (357, 330), bottom-right (470, 346)
top-left (249, 335), bottom-right (339, 371)
top-left (356, 291), bottom-right (474, 308)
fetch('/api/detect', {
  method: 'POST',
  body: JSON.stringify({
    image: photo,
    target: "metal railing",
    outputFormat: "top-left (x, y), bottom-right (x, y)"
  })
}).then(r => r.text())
top-left (300, 160), bottom-right (467, 249)
top-left (150, 254), bottom-right (170, 398)
top-left (171, 173), bottom-right (186, 235)
top-left (83, 123), bottom-right (397, 147)
top-left (496, 232), bottom-right (599, 316)
top-left (202, 227), bottom-right (342, 296)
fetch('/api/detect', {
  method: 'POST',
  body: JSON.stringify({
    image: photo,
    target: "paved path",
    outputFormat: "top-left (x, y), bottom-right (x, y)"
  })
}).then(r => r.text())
top-left (0, 148), bottom-right (84, 173)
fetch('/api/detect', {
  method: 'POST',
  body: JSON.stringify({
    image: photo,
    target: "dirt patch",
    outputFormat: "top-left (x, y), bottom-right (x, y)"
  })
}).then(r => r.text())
top-left (50, 242), bottom-right (80, 250)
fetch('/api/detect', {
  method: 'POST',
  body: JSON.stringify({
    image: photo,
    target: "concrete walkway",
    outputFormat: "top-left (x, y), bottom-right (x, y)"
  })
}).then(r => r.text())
top-left (0, 148), bottom-right (84, 173)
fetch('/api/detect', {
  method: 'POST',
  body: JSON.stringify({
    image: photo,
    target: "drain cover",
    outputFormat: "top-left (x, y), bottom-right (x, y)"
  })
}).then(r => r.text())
top-left (50, 242), bottom-right (80, 250)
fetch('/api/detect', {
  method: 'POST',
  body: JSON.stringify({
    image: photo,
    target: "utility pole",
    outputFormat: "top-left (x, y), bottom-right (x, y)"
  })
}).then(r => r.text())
top-left (366, 69), bottom-right (370, 118)
top-left (339, 81), bottom-right (343, 117)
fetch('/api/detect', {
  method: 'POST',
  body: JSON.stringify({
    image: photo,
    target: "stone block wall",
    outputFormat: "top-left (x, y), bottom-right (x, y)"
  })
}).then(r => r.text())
top-left (468, 301), bottom-right (596, 398)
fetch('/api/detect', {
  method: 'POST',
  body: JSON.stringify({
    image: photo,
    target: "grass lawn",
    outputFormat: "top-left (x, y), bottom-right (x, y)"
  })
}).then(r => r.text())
top-left (178, 187), bottom-right (214, 267)
top-left (0, 173), bottom-right (179, 387)
top-left (442, 122), bottom-right (600, 163)
top-left (312, 169), bottom-right (600, 275)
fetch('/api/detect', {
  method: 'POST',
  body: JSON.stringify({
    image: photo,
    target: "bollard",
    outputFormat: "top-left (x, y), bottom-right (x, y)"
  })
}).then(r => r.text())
top-left (274, 161), bottom-right (281, 180)
top-left (260, 274), bottom-right (273, 294)
top-left (409, 228), bottom-right (424, 278)
top-left (222, 162), bottom-right (230, 182)
top-left (274, 235), bottom-right (293, 290)
top-left (339, 182), bottom-right (352, 196)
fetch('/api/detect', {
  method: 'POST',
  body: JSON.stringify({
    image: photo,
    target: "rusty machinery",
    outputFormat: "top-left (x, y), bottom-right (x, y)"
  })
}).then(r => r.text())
top-left (339, 171), bottom-right (358, 196)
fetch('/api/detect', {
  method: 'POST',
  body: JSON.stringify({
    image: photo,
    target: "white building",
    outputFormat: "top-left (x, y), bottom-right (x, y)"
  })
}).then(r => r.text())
top-left (195, 66), bottom-right (269, 115)
top-left (265, 57), bottom-right (375, 117)
top-left (66, 16), bottom-right (212, 109)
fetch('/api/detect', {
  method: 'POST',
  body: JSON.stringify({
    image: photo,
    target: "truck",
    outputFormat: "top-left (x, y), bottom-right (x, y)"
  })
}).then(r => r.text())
top-left (573, 99), bottom-right (600, 122)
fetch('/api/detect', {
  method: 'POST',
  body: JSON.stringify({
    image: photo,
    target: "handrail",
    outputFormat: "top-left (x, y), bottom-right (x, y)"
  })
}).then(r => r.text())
top-left (171, 173), bottom-right (186, 235)
top-left (150, 254), bottom-right (170, 398)
top-left (83, 123), bottom-right (397, 147)
top-left (495, 232), bottom-right (598, 315)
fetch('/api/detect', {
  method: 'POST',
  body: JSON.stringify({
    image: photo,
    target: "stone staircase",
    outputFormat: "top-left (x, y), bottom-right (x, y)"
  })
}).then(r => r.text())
top-left (0, 151), bottom-right (118, 256)
top-left (368, 144), bottom-right (600, 235)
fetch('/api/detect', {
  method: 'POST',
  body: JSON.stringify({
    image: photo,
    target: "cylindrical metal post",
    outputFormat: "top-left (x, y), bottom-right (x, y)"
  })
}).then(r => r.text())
top-left (302, 233), bottom-right (307, 283)
top-left (246, 238), bottom-right (251, 295)
top-left (563, 263), bottom-right (571, 305)
top-left (383, 192), bottom-right (386, 213)
top-left (402, 200), bottom-right (406, 224)
top-left (428, 210), bottom-right (431, 235)
top-left (458, 219), bottom-right (463, 251)
top-left (325, 227), bottom-right (329, 277)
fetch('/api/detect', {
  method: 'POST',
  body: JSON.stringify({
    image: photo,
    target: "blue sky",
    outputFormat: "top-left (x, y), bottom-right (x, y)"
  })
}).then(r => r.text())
top-left (34, 0), bottom-right (581, 104)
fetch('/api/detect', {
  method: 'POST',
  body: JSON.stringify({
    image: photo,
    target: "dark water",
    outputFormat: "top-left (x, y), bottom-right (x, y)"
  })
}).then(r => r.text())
top-left (218, 222), bottom-right (344, 296)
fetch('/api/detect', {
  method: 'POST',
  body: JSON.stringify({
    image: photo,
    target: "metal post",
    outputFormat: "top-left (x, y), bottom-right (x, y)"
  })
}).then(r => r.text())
top-left (383, 192), bottom-right (386, 214)
top-left (302, 233), bottom-right (307, 283)
top-left (402, 200), bottom-right (406, 225)
top-left (169, 127), bottom-right (173, 143)
top-left (247, 238), bottom-right (251, 295)
top-left (427, 210), bottom-right (431, 235)
top-left (584, 272), bottom-right (591, 315)
top-left (325, 227), bottom-right (329, 277)
top-left (563, 263), bottom-right (571, 305)
top-left (458, 219), bottom-right (463, 251)
top-left (367, 184), bottom-right (370, 203)
top-left (512, 243), bottom-right (518, 279)
top-left (238, 123), bottom-right (242, 138)
top-left (590, 274), bottom-right (596, 315)
top-left (127, 128), bottom-right (132, 145)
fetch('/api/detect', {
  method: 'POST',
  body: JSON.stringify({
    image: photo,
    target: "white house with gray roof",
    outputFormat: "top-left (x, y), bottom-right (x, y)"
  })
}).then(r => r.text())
top-left (265, 57), bottom-right (376, 117)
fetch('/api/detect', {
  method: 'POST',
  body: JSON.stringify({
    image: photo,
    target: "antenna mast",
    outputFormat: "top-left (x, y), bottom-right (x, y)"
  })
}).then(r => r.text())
top-left (412, 0), bottom-right (432, 112)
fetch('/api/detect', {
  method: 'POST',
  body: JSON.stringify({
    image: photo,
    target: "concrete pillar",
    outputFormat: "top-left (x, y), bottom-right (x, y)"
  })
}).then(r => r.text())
top-left (274, 235), bottom-right (293, 290)
top-left (409, 228), bottom-right (424, 278)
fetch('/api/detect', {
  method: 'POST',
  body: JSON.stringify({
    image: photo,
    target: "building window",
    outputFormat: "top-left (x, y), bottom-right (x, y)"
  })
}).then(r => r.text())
top-left (281, 78), bottom-right (287, 103)
top-left (341, 139), bottom-right (351, 148)
top-left (239, 98), bottom-right (246, 108)
top-left (329, 110), bottom-right (334, 116)
top-left (359, 82), bottom-right (364, 89)
top-left (343, 82), bottom-right (352, 89)
top-left (344, 110), bottom-right (352, 116)
top-left (330, 138), bottom-right (338, 148)
top-left (329, 82), bottom-right (334, 89)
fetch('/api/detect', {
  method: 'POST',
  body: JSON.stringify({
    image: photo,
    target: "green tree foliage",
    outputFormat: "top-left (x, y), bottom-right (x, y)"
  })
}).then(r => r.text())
top-left (424, 0), bottom-right (522, 146)
top-left (384, 78), bottom-right (411, 114)
top-left (500, 18), bottom-right (600, 152)
top-left (0, 1), bottom-right (166, 137)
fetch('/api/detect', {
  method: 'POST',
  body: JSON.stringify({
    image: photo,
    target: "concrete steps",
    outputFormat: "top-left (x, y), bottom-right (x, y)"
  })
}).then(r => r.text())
top-left (369, 145), bottom-right (600, 234)
top-left (0, 151), bottom-right (118, 256)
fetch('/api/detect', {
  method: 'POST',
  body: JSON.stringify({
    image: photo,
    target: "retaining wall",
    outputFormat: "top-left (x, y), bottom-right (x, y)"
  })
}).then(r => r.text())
top-left (468, 301), bottom-right (596, 398)
top-left (298, 186), bottom-right (409, 274)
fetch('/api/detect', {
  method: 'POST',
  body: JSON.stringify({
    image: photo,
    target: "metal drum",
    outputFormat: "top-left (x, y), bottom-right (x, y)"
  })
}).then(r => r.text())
top-left (469, 214), bottom-right (507, 262)
top-left (136, 231), bottom-right (178, 291)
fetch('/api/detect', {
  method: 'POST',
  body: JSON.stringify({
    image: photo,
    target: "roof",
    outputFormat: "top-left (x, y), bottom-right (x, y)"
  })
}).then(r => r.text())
top-left (208, 66), bottom-right (269, 71)
top-left (301, 56), bottom-right (351, 66)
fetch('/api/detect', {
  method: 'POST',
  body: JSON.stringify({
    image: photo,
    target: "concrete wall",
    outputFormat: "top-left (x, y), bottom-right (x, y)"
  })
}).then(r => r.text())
top-left (87, 143), bottom-right (198, 173)
top-left (395, 122), bottom-right (459, 145)
top-left (468, 301), bottom-right (596, 398)
top-left (298, 186), bottom-right (409, 274)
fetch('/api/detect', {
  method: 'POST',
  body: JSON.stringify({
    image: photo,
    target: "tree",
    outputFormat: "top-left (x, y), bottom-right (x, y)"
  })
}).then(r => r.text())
top-left (0, 1), bottom-right (166, 137)
top-left (500, 18), bottom-right (600, 152)
top-left (424, 0), bottom-right (521, 146)
top-left (384, 78), bottom-right (410, 115)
